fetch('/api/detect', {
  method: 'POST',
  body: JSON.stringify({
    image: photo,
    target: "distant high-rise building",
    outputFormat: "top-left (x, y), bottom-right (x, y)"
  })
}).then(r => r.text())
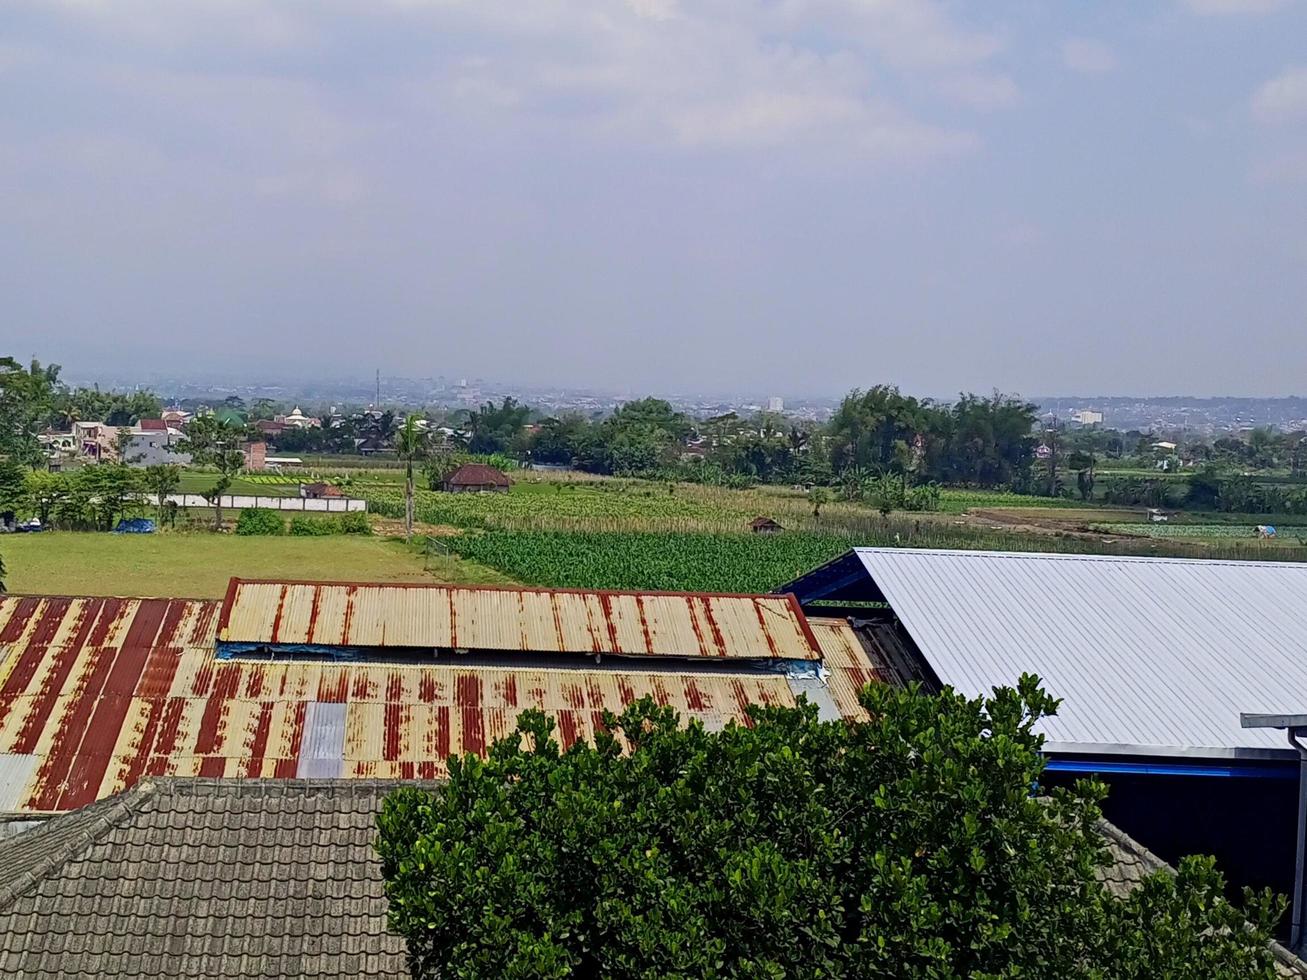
top-left (767, 396), bottom-right (784, 413)
top-left (1071, 409), bottom-right (1104, 427)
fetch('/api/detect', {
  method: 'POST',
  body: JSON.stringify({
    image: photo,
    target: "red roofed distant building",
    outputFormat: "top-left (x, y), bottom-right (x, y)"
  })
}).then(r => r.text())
top-left (137, 418), bottom-right (167, 432)
top-left (300, 482), bottom-right (344, 499)
top-left (443, 463), bottom-right (511, 493)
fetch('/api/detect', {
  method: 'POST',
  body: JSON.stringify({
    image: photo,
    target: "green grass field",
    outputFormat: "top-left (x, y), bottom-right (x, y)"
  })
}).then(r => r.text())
top-left (1, 532), bottom-right (513, 598)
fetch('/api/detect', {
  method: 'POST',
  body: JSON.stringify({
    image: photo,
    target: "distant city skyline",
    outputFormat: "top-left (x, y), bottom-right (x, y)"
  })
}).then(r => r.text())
top-left (3, 2), bottom-right (1306, 395)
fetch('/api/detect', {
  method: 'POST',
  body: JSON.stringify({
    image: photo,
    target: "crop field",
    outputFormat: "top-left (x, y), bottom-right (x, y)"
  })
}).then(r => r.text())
top-left (442, 531), bottom-right (855, 593)
top-left (1093, 522), bottom-right (1307, 541)
top-left (362, 477), bottom-right (1078, 537)
top-left (935, 490), bottom-right (1084, 513)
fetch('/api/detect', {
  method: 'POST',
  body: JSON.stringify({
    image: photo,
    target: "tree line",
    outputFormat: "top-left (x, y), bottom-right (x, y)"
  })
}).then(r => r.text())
top-left (455, 388), bottom-right (1042, 495)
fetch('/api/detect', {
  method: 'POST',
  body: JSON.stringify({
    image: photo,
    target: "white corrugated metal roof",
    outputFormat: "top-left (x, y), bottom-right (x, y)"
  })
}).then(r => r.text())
top-left (851, 548), bottom-right (1307, 760)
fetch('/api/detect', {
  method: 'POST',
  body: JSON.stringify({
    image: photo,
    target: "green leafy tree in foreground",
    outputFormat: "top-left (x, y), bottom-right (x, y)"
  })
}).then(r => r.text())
top-left (378, 679), bottom-right (1285, 980)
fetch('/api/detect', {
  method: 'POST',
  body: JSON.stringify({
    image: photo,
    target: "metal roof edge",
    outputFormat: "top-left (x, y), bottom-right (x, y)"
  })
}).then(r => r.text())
top-left (853, 546), bottom-right (1307, 571)
top-left (223, 577), bottom-right (809, 602)
top-left (1042, 740), bottom-right (1300, 763)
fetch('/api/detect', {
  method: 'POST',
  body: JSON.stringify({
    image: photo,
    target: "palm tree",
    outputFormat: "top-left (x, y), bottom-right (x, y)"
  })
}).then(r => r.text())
top-left (395, 414), bottom-right (427, 542)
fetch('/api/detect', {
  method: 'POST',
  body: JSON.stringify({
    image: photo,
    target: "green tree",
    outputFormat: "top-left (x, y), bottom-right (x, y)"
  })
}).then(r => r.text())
top-left (142, 464), bottom-right (182, 525)
top-left (377, 679), bottom-right (1284, 980)
top-left (394, 414), bottom-right (427, 542)
top-left (24, 470), bottom-right (67, 526)
top-left (79, 464), bottom-right (145, 530)
top-left (422, 453), bottom-right (462, 492)
top-left (0, 357), bottom-right (61, 466)
top-left (0, 460), bottom-right (26, 515)
top-left (179, 415), bottom-right (247, 529)
top-left (808, 485), bottom-right (828, 520)
top-left (1069, 451), bottom-right (1097, 502)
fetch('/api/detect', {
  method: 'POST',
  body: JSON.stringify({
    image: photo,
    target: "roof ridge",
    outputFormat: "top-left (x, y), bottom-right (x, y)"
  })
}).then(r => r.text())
top-left (0, 779), bottom-right (162, 912)
top-left (151, 776), bottom-right (443, 796)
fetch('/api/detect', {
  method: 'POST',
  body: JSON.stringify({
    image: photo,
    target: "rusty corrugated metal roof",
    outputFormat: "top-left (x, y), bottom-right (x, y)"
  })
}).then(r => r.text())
top-left (0, 595), bottom-right (842, 815)
top-left (217, 579), bottom-right (822, 661)
top-left (807, 617), bottom-right (881, 722)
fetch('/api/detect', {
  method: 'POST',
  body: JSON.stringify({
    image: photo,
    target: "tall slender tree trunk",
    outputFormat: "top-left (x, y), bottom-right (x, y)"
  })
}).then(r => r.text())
top-left (405, 460), bottom-right (414, 543)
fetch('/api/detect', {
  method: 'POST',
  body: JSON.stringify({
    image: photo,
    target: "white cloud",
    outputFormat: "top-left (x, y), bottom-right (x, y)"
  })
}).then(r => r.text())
top-left (1182, 0), bottom-right (1290, 13)
top-left (1253, 66), bottom-right (1307, 122)
top-left (1061, 38), bottom-right (1115, 74)
top-left (0, 0), bottom-right (1009, 168)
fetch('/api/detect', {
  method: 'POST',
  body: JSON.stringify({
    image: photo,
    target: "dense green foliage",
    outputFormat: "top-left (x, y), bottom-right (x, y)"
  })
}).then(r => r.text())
top-left (287, 512), bottom-right (372, 536)
top-left (0, 357), bottom-right (61, 467)
top-left (445, 530), bottom-right (854, 592)
top-left (16, 464), bottom-right (146, 530)
top-left (235, 508), bottom-right (285, 535)
top-left (378, 681), bottom-right (1284, 980)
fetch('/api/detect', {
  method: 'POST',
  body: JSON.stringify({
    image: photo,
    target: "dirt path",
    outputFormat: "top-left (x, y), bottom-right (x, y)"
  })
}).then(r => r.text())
top-left (369, 518), bottom-right (462, 539)
top-left (962, 508), bottom-right (1141, 542)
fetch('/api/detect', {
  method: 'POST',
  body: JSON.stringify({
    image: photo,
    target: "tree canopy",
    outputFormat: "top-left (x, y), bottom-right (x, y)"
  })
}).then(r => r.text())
top-left (377, 679), bottom-right (1284, 980)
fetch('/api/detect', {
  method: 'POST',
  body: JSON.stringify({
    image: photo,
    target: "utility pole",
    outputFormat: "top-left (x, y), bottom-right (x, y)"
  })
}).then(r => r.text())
top-left (1047, 415), bottom-right (1059, 497)
top-left (375, 369), bottom-right (380, 411)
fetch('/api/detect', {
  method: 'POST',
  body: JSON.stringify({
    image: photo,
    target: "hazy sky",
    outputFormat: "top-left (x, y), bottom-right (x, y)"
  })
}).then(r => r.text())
top-left (3, 1), bottom-right (1306, 397)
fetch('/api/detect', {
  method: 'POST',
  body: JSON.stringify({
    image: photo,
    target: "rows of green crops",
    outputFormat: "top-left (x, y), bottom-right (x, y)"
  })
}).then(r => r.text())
top-left (442, 532), bottom-right (856, 593)
top-left (1093, 522), bottom-right (1307, 540)
top-left (936, 490), bottom-right (1083, 513)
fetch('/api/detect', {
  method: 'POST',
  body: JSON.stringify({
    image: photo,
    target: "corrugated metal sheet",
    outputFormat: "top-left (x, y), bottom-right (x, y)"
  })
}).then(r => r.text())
top-left (849, 548), bottom-right (1307, 759)
top-left (0, 594), bottom-right (848, 814)
top-left (0, 754), bottom-right (38, 811)
top-left (807, 617), bottom-right (879, 722)
top-left (217, 579), bottom-right (820, 661)
top-left (297, 701), bottom-right (346, 778)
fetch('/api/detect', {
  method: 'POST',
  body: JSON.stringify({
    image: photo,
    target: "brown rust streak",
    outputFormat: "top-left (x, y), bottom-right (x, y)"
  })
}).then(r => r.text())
top-left (53, 599), bottom-right (170, 809)
top-left (699, 598), bottom-right (727, 658)
top-left (632, 594), bottom-right (655, 655)
top-left (240, 700), bottom-right (275, 777)
top-left (269, 584), bottom-right (289, 644)
top-left (383, 702), bottom-right (404, 761)
top-left (751, 602), bottom-right (781, 659)
top-left (194, 663), bottom-right (242, 755)
top-left (306, 585), bottom-right (323, 644)
top-left (11, 598), bottom-right (101, 753)
top-left (460, 706), bottom-right (485, 755)
top-left (596, 594), bottom-right (620, 653)
top-left (0, 598), bottom-right (69, 699)
top-left (341, 585), bottom-right (357, 644)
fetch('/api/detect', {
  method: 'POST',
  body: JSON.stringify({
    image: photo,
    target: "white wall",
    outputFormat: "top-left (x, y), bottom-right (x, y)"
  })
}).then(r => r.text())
top-left (149, 494), bottom-right (367, 512)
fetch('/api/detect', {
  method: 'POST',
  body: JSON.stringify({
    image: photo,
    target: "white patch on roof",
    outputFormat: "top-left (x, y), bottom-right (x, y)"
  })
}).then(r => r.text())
top-left (852, 548), bottom-right (1307, 760)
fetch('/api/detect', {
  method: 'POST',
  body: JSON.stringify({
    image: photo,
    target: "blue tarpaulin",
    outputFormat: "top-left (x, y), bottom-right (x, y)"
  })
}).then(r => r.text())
top-left (113, 518), bottom-right (157, 534)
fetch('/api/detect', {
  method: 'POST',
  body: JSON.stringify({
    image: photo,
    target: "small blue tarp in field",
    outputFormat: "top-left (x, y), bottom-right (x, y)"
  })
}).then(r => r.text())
top-left (114, 518), bottom-right (157, 534)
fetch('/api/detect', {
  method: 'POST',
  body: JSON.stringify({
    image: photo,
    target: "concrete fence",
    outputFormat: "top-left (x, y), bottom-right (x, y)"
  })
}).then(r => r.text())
top-left (149, 494), bottom-right (368, 513)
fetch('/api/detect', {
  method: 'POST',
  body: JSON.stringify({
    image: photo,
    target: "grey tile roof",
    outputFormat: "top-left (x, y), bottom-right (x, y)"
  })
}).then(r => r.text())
top-left (0, 778), bottom-right (410, 979)
top-left (1096, 819), bottom-right (1307, 978)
